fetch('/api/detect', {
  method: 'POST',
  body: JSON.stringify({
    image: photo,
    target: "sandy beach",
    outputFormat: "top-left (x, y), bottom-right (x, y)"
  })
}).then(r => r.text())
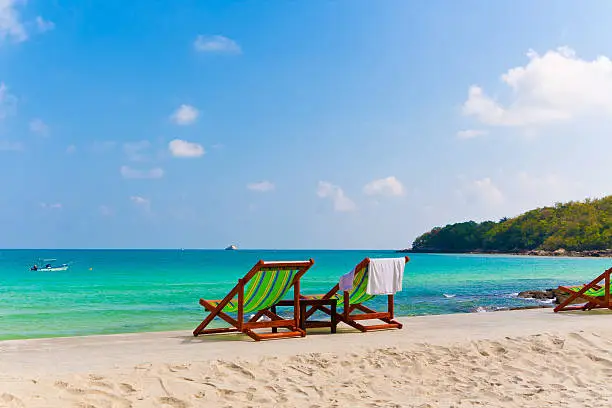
top-left (2, 309), bottom-right (612, 407)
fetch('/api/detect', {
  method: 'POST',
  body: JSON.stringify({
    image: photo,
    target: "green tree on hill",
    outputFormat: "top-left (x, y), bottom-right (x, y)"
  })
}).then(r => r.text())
top-left (411, 196), bottom-right (612, 252)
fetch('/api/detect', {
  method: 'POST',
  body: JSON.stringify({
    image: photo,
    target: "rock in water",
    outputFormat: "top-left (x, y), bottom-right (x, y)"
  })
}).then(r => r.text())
top-left (517, 290), bottom-right (554, 300)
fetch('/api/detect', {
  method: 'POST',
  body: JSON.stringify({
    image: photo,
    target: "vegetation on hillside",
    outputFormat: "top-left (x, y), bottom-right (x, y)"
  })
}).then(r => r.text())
top-left (411, 196), bottom-right (612, 252)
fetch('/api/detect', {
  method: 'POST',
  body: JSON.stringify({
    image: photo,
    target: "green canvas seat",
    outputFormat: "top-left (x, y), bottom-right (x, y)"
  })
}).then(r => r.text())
top-left (301, 265), bottom-right (374, 305)
top-left (302, 257), bottom-right (409, 332)
top-left (554, 267), bottom-right (612, 312)
top-left (206, 267), bottom-right (301, 313)
top-left (193, 260), bottom-right (314, 341)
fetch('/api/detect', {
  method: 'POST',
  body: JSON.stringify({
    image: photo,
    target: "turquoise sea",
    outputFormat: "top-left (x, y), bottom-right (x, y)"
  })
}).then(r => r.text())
top-left (1, 249), bottom-right (610, 341)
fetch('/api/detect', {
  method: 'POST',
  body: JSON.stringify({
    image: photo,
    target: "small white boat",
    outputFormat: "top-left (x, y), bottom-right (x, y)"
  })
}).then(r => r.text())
top-left (30, 258), bottom-right (69, 272)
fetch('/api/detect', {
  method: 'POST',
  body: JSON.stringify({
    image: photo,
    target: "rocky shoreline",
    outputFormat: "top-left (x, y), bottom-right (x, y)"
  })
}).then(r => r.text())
top-left (397, 248), bottom-right (612, 258)
top-left (516, 288), bottom-right (580, 306)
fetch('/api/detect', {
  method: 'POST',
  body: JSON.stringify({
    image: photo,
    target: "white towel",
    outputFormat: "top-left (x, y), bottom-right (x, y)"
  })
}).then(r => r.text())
top-left (338, 267), bottom-right (355, 291)
top-left (366, 258), bottom-right (405, 295)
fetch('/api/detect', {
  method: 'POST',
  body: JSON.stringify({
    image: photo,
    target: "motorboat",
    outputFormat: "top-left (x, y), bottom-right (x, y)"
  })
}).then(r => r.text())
top-left (30, 258), bottom-right (69, 272)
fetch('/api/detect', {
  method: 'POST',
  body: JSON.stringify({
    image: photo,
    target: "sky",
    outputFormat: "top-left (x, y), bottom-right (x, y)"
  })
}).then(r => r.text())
top-left (1, 0), bottom-right (612, 249)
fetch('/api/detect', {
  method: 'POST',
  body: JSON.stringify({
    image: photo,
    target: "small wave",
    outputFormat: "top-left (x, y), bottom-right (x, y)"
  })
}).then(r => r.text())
top-left (474, 306), bottom-right (488, 313)
top-left (442, 294), bottom-right (456, 298)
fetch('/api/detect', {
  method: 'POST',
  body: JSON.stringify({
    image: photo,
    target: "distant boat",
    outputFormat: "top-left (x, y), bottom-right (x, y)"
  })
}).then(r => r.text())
top-left (225, 245), bottom-right (238, 251)
top-left (30, 258), bottom-right (69, 272)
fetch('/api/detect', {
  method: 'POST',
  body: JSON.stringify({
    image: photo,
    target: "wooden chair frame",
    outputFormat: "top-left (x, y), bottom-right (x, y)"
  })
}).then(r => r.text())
top-left (193, 259), bottom-right (314, 341)
top-left (303, 257), bottom-right (409, 332)
top-left (554, 267), bottom-right (612, 312)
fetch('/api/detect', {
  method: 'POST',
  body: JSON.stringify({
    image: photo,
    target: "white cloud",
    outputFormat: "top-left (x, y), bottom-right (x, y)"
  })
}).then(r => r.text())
top-left (456, 129), bottom-right (488, 139)
top-left (130, 196), bottom-right (148, 205)
top-left (120, 165), bottom-right (164, 179)
top-left (168, 139), bottom-right (204, 158)
top-left (29, 118), bottom-right (49, 136)
top-left (123, 140), bottom-right (151, 161)
top-left (363, 176), bottom-right (405, 197)
top-left (463, 47), bottom-right (612, 127)
top-left (0, 82), bottom-right (17, 119)
top-left (0, 140), bottom-right (22, 151)
top-left (40, 202), bottom-right (62, 209)
top-left (65, 144), bottom-right (76, 154)
top-left (35, 16), bottom-right (54, 32)
top-left (317, 181), bottom-right (357, 212)
top-left (194, 35), bottom-right (241, 54)
top-left (460, 177), bottom-right (504, 206)
top-left (130, 196), bottom-right (151, 212)
top-left (170, 104), bottom-right (199, 125)
top-left (0, 0), bottom-right (27, 42)
top-left (247, 181), bottom-right (275, 192)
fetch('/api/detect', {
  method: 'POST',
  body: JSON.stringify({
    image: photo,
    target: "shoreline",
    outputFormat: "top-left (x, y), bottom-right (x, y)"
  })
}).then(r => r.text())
top-left (398, 248), bottom-right (612, 257)
top-left (2, 308), bottom-right (612, 407)
top-left (0, 304), bottom-right (554, 343)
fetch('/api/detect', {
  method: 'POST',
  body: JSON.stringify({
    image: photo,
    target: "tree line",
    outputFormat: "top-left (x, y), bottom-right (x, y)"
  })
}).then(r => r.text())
top-left (411, 196), bottom-right (612, 252)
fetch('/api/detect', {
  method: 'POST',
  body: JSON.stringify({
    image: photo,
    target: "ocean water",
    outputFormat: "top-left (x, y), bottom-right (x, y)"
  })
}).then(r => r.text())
top-left (0, 249), bottom-right (610, 341)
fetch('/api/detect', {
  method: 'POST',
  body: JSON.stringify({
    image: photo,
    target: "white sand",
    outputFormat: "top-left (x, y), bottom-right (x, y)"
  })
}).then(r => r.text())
top-left (2, 308), bottom-right (612, 407)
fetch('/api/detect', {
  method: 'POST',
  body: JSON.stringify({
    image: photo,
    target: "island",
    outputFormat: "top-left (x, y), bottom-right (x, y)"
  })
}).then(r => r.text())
top-left (225, 245), bottom-right (238, 251)
top-left (401, 196), bottom-right (612, 257)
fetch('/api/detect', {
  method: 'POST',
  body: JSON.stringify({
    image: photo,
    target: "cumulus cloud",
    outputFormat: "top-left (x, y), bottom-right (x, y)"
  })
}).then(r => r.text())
top-left (363, 176), bottom-right (405, 197)
top-left (459, 177), bottom-right (504, 206)
top-left (130, 196), bottom-right (151, 212)
top-left (120, 165), bottom-right (164, 179)
top-left (170, 104), bottom-right (199, 125)
top-left (35, 16), bottom-right (54, 32)
top-left (317, 181), bottom-right (356, 212)
top-left (0, 82), bottom-right (17, 119)
top-left (0, 0), bottom-right (27, 42)
top-left (29, 118), bottom-right (49, 136)
top-left (247, 181), bottom-right (275, 192)
top-left (0, 2), bottom-right (53, 42)
top-left (194, 35), bottom-right (241, 54)
top-left (463, 47), bottom-right (612, 127)
top-left (168, 139), bottom-right (204, 158)
top-left (456, 129), bottom-right (488, 139)
top-left (40, 202), bottom-right (62, 209)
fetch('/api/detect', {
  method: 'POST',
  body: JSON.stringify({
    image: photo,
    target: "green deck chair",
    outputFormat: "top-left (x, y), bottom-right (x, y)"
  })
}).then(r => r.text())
top-left (302, 257), bottom-right (409, 332)
top-left (555, 267), bottom-right (612, 312)
top-left (193, 259), bottom-right (314, 341)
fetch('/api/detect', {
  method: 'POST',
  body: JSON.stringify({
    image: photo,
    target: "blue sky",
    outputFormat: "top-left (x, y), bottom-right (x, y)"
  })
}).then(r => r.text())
top-left (1, 1), bottom-right (612, 249)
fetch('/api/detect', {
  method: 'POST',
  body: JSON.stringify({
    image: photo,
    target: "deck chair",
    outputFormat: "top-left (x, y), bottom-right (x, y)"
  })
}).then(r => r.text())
top-left (554, 267), bottom-right (612, 312)
top-left (193, 259), bottom-right (314, 341)
top-left (302, 257), bottom-right (409, 332)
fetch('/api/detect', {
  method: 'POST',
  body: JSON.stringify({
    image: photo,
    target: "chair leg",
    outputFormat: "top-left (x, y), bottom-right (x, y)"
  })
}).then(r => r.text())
top-left (331, 301), bottom-right (337, 333)
top-left (193, 311), bottom-right (219, 336)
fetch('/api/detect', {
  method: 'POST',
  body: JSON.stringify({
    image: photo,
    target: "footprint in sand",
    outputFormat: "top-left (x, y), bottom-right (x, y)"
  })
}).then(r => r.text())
top-left (119, 383), bottom-right (137, 393)
top-left (1, 393), bottom-right (24, 407)
top-left (220, 362), bottom-right (255, 379)
top-left (158, 396), bottom-right (190, 408)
